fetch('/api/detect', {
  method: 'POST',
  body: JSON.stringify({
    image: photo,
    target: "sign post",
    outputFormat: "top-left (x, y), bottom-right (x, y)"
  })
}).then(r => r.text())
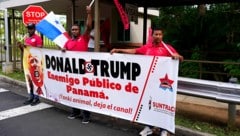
top-left (22, 5), bottom-right (47, 25)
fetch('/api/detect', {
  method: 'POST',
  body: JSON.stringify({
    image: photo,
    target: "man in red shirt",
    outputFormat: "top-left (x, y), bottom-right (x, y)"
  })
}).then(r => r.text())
top-left (62, 23), bottom-right (89, 51)
top-left (111, 27), bottom-right (183, 136)
top-left (111, 27), bottom-right (183, 61)
top-left (62, 6), bottom-right (92, 124)
top-left (62, 7), bottom-right (92, 52)
top-left (18, 23), bottom-right (42, 51)
top-left (17, 23), bottom-right (43, 106)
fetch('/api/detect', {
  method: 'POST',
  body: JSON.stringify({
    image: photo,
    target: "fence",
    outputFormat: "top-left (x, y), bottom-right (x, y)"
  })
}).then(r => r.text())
top-left (179, 59), bottom-right (240, 82)
top-left (178, 77), bottom-right (240, 127)
top-left (0, 10), bottom-right (58, 70)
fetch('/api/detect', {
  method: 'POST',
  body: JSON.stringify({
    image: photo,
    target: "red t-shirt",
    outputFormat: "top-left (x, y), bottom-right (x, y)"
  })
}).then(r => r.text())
top-left (64, 34), bottom-right (89, 51)
top-left (24, 34), bottom-right (43, 47)
top-left (136, 42), bottom-right (177, 56)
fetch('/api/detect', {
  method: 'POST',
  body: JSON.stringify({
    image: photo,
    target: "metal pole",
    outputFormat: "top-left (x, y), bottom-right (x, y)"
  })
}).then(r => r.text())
top-left (143, 6), bottom-right (147, 45)
top-left (4, 8), bottom-right (9, 63)
top-left (72, 0), bottom-right (76, 24)
top-left (228, 103), bottom-right (236, 129)
top-left (12, 9), bottom-right (16, 70)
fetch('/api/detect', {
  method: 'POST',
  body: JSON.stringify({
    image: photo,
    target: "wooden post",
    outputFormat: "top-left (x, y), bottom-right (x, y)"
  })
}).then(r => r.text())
top-left (94, 0), bottom-right (100, 52)
top-left (227, 77), bottom-right (238, 129)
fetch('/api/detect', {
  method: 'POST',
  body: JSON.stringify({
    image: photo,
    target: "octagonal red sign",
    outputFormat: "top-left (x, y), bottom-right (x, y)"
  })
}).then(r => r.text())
top-left (22, 5), bottom-right (47, 26)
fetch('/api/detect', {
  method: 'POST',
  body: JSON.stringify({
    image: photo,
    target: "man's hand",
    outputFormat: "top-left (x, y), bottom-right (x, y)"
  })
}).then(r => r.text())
top-left (172, 53), bottom-right (184, 62)
top-left (16, 42), bottom-right (26, 52)
top-left (86, 6), bottom-right (91, 14)
top-left (110, 48), bottom-right (119, 54)
top-left (61, 48), bottom-right (66, 52)
top-left (16, 41), bottom-right (22, 47)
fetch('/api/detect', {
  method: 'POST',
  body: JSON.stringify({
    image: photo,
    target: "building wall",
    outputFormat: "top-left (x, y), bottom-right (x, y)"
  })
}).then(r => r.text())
top-left (130, 18), bottom-right (151, 45)
top-left (66, 3), bottom-right (112, 31)
top-left (111, 6), bottom-right (152, 47)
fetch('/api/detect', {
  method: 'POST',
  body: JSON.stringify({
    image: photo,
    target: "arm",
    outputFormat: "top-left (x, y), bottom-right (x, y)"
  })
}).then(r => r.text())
top-left (17, 42), bottom-right (25, 52)
top-left (166, 44), bottom-right (184, 62)
top-left (36, 35), bottom-right (43, 48)
top-left (17, 36), bottom-right (27, 52)
top-left (110, 48), bottom-right (136, 54)
top-left (172, 53), bottom-right (184, 62)
top-left (84, 6), bottom-right (93, 36)
top-left (61, 47), bottom-right (66, 52)
top-left (61, 42), bottom-right (68, 52)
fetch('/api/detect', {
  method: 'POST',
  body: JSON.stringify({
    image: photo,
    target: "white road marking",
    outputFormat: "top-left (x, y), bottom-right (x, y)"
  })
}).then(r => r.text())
top-left (0, 88), bottom-right (9, 93)
top-left (0, 103), bottom-right (53, 121)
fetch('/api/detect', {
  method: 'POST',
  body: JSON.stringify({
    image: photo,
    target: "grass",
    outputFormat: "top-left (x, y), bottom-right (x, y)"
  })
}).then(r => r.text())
top-left (0, 69), bottom-right (25, 81)
top-left (0, 68), bottom-right (240, 136)
top-left (176, 114), bottom-right (240, 136)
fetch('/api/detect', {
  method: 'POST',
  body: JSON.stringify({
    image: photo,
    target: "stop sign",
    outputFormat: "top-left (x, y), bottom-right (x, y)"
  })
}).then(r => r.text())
top-left (22, 5), bottom-right (47, 26)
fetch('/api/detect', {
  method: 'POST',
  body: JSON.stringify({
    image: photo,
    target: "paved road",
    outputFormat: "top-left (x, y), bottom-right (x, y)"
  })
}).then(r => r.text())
top-left (0, 76), bottom-right (215, 136)
top-left (0, 80), bottom-right (141, 136)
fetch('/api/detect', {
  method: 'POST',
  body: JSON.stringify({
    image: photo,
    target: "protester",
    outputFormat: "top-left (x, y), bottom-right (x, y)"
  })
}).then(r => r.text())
top-left (17, 23), bottom-right (43, 106)
top-left (111, 26), bottom-right (183, 136)
top-left (62, 6), bottom-right (92, 124)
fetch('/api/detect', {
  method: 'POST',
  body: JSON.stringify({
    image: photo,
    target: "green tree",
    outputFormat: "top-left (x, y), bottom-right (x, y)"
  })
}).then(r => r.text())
top-left (152, 3), bottom-right (240, 81)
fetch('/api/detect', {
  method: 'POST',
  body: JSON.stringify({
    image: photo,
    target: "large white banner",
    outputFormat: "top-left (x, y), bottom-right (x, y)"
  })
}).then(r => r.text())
top-left (23, 46), bottom-right (179, 133)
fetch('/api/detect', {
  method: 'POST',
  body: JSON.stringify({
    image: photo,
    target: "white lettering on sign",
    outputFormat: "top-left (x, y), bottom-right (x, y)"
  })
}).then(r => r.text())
top-left (25, 11), bottom-right (46, 18)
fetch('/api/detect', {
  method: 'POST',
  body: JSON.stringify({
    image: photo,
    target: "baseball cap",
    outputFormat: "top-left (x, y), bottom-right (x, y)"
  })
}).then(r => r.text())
top-left (26, 23), bottom-right (35, 29)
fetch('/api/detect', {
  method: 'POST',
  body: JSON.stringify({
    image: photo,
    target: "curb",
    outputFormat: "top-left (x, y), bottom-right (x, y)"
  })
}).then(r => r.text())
top-left (0, 75), bottom-right (215, 136)
top-left (175, 126), bottom-right (215, 136)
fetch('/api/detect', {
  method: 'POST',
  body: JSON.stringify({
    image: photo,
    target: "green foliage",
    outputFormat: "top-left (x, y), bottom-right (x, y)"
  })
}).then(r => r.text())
top-left (0, 67), bottom-right (25, 82)
top-left (179, 47), bottom-right (201, 78)
top-left (154, 3), bottom-right (240, 57)
top-left (223, 59), bottom-right (240, 79)
top-left (153, 3), bottom-right (240, 81)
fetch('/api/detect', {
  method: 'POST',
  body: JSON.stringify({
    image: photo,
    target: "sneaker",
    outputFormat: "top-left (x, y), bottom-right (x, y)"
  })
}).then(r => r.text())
top-left (81, 118), bottom-right (90, 124)
top-left (30, 99), bottom-right (40, 106)
top-left (67, 113), bottom-right (80, 119)
top-left (23, 98), bottom-right (33, 105)
top-left (139, 126), bottom-right (153, 136)
top-left (160, 130), bottom-right (168, 136)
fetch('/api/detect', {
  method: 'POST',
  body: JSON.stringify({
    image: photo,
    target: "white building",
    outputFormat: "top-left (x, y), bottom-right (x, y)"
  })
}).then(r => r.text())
top-left (0, 0), bottom-right (159, 50)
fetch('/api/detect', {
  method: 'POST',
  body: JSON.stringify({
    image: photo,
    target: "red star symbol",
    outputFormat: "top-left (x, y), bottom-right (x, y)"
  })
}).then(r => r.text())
top-left (159, 74), bottom-right (174, 87)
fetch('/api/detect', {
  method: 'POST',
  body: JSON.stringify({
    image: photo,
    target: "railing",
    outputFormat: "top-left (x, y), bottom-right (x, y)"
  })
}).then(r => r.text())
top-left (179, 59), bottom-right (240, 82)
top-left (177, 77), bottom-right (240, 127)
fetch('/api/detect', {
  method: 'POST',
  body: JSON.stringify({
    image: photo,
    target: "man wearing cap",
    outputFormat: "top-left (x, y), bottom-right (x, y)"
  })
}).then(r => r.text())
top-left (18, 23), bottom-right (43, 51)
top-left (17, 23), bottom-right (43, 106)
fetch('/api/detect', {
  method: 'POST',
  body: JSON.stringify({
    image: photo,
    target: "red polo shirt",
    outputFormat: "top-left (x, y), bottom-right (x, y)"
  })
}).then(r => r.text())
top-left (136, 42), bottom-right (177, 56)
top-left (24, 34), bottom-right (43, 47)
top-left (64, 34), bottom-right (89, 51)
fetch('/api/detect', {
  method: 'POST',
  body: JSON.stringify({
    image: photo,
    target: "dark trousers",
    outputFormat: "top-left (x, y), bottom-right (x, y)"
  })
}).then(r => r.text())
top-left (72, 108), bottom-right (90, 119)
top-left (29, 83), bottom-right (39, 100)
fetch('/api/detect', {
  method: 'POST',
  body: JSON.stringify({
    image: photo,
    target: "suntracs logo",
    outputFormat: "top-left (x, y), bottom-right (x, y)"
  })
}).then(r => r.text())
top-left (146, 74), bottom-right (176, 116)
top-left (148, 97), bottom-right (175, 116)
top-left (159, 74), bottom-right (174, 92)
top-left (152, 101), bottom-right (175, 116)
